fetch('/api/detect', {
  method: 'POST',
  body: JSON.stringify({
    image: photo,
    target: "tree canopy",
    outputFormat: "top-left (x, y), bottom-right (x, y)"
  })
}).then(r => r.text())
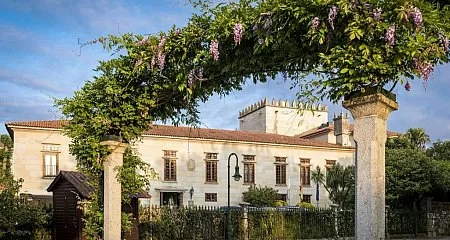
top-left (427, 140), bottom-right (450, 160)
top-left (386, 127), bottom-right (430, 149)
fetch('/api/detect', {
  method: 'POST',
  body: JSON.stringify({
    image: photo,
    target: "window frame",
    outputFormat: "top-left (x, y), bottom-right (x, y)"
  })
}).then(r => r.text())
top-left (205, 193), bottom-right (218, 202)
top-left (42, 144), bottom-right (60, 178)
top-left (300, 158), bottom-right (311, 186)
top-left (243, 155), bottom-right (256, 184)
top-left (205, 152), bottom-right (218, 183)
top-left (163, 150), bottom-right (177, 182)
top-left (274, 156), bottom-right (287, 186)
top-left (302, 194), bottom-right (312, 203)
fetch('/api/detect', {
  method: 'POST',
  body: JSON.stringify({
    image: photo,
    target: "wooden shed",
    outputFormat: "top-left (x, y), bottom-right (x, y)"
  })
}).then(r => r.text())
top-left (47, 171), bottom-right (150, 240)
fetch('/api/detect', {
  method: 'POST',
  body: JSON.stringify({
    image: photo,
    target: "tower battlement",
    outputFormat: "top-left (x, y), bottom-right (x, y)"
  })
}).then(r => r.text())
top-left (238, 97), bottom-right (329, 136)
top-left (238, 97), bottom-right (328, 119)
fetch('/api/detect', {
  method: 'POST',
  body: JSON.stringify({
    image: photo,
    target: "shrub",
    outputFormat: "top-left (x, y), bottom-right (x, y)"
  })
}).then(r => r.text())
top-left (242, 185), bottom-right (278, 207)
top-left (274, 200), bottom-right (287, 207)
top-left (296, 202), bottom-right (315, 209)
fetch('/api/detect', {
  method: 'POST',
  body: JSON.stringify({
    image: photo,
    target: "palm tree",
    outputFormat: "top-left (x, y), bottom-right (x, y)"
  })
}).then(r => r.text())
top-left (311, 166), bottom-right (324, 207)
top-left (405, 128), bottom-right (430, 150)
top-left (311, 164), bottom-right (355, 209)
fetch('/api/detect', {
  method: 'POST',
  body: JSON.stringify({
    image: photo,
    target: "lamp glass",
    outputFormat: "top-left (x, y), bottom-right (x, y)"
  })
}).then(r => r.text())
top-left (232, 166), bottom-right (242, 181)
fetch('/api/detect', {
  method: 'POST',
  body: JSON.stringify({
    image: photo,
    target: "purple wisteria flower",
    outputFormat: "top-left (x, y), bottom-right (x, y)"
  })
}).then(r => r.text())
top-left (264, 16), bottom-right (272, 33)
top-left (252, 24), bottom-right (258, 32)
top-left (351, 0), bottom-right (359, 9)
top-left (158, 35), bottom-right (167, 49)
top-left (188, 69), bottom-right (195, 88)
top-left (157, 52), bottom-right (165, 71)
top-left (385, 25), bottom-right (396, 46)
top-left (439, 32), bottom-right (449, 52)
top-left (150, 55), bottom-right (156, 71)
top-left (373, 8), bottom-right (382, 22)
top-left (328, 6), bottom-right (338, 30)
top-left (311, 17), bottom-right (320, 32)
top-left (404, 81), bottom-right (411, 91)
top-left (136, 38), bottom-right (147, 46)
top-left (197, 67), bottom-right (204, 80)
top-left (233, 23), bottom-right (244, 46)
top-left (210, 40), bottom-right (220, 61)
top-left (413, 59), bottom-right (434, 81)
top-left (409, 7), bottom-right (423, 28)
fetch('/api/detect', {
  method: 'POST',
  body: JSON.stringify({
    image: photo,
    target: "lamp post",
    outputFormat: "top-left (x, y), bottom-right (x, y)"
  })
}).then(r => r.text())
top-left (227, 153), bottom-right (242, 240)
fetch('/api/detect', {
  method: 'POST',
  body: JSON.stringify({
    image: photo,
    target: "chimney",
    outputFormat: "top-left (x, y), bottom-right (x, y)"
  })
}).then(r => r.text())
top-left (333, 111), bottom-right (350, 146)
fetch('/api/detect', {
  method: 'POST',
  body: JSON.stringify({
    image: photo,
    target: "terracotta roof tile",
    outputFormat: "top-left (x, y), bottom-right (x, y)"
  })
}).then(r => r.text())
top-left (297, 123), bottom-right (400, 138)
top-left (7, 120), bottom-right (353, 149)
top-left (143, 125), bottom-right (353, 149)
top-left (6, 120), bottom-right (69, 129)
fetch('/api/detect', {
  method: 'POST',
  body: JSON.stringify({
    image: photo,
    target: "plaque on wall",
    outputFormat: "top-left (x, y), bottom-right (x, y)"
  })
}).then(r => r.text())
top-left (187, 159), bottom-right (195, 171)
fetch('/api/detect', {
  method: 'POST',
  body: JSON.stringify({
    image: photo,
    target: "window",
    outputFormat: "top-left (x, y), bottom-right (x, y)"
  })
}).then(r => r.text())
top-left (278, 194), bottom-right (287, 202)
top-left (325, 160), bottom-right (336, 175)
top-left (326, 160), bottom-right (337, 167)
top-left (163, 150), bottom-right (177, 181)
top-left (42, 144), bottom-right (59, 177)
top-left (300, 158), bottom-right (311, 186)
top-left (275, 157), bottom-right (287, 185)
top-left (243, 155), bottom-right (255, 184)
top-left (205, 153), bottom-right (218, 183)
top-left (205, 193), bottom-right (217, 202)
top-left (302, 194), bottom-right (312, 203)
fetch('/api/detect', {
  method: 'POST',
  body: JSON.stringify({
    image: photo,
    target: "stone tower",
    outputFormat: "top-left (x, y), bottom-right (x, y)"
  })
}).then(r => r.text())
top-left (238, 98), bottom-right (329, 136)
top-left (333, 111), bottom-right (351, 146)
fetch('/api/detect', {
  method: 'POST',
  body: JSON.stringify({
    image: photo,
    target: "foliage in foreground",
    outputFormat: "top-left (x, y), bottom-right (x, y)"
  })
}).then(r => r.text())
top-left (0, 135), bottom-right (51, 240)
top-left (242, 185), bottom-right (279, 207)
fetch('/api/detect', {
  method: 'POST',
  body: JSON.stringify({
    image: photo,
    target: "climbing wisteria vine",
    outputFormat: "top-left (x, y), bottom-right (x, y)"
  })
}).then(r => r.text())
top-left (60, 1), bottom-right (450, 237)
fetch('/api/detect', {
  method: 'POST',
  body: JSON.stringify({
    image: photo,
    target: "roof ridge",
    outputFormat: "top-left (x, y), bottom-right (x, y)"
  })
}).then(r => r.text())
top-left (6, 119), bottom-right (355, 149)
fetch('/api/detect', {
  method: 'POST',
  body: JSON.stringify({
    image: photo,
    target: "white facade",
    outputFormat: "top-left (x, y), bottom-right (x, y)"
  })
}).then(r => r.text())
top-left (137, 133), bottom-right (354, 207)
top-left (6, 98), bottom-right (357, 207)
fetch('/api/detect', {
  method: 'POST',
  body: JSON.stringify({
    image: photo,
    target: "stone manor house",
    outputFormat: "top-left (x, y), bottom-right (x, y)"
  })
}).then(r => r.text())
top-left (5, 98), bottom-right (396, 207)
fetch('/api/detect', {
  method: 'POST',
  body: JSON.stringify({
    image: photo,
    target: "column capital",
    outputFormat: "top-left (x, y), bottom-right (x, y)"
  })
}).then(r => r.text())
top-left (100, 140), bottom-right (129, 154)
top-left (343, 93), bottom-right (398, 120)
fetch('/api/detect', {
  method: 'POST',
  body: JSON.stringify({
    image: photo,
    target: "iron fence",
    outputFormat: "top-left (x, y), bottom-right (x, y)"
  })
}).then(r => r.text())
top-left (139, 205), bottom-right (429, 240)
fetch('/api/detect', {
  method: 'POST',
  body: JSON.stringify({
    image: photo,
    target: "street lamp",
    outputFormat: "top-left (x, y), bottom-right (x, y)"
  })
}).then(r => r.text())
top-left (227, 153), bottom-right (242, 240)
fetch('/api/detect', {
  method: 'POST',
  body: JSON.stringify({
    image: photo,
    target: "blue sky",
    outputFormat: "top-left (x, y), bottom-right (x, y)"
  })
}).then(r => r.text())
top-left (0, 0), bottom-right (449, 141)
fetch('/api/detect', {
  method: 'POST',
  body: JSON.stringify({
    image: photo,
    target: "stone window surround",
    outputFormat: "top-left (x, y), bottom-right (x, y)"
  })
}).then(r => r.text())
top-left (242, 154), bottom-right (255, 185)
top-left (205, 193), bottom-right (218, 202)
top-left (41, 143), bottom-right (60, 178)
top-left (204, 152), bottom-right (218, 184)
top-left (274, 156), bottom-right (287, 186)
top-left (299, 158), bottom-right (311, 187)
top-left (303, 194), bottom-right (312, 203)
top-left (163, 150), bottom-right (177, 182)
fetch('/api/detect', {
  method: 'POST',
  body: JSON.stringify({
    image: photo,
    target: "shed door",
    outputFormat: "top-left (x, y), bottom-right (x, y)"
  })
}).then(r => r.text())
top-left (54, 187), bottom-right (79, 239)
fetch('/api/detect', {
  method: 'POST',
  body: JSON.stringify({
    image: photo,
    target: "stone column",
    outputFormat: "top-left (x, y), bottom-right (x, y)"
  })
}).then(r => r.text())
top-left (101, 140), bottom-right (129, 240)
top-left (343, 92), bottom-right (398, 240)
top-left (240, 202), bottom-right (250, 240)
